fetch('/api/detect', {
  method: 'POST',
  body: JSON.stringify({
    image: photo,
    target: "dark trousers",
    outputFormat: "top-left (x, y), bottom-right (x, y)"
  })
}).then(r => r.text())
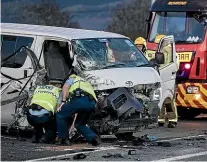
top-left (56, 96), bottom-right (96, 143)
top-left (27, 113), bottom-right (56, 142)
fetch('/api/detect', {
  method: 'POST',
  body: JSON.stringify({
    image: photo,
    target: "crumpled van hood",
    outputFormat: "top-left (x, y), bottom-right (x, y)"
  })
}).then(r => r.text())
top-left (84, 67), bottom-right (161, 90)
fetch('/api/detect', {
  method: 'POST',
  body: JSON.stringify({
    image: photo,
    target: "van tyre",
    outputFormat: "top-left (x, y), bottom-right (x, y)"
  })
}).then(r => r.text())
top-left (178, 107), bottom-right (201, 120)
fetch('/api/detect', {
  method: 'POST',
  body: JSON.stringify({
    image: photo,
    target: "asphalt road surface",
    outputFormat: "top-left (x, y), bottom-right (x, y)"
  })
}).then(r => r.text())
top-left (1, 115), bottom-right (207, 161)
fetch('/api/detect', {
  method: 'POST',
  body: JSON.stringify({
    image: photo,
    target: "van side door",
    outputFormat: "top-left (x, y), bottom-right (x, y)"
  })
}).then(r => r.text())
top-left (1, 34), bottom-right (37, 126)
top-left (156, 35), bottom-right (178, 108)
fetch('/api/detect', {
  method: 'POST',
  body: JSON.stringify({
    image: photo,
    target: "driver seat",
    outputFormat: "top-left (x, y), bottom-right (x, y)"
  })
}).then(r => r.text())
top-left (44, 41), bottom-right (69, 81)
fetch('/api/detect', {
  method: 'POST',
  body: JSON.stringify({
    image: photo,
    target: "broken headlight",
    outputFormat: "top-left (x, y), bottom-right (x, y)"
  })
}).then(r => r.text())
top-left (150, 87), bottom-right (161, 101)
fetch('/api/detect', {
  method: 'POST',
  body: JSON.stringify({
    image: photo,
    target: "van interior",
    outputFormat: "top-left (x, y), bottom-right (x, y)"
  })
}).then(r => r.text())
top-left (43, 40), bottom-right (73, 83)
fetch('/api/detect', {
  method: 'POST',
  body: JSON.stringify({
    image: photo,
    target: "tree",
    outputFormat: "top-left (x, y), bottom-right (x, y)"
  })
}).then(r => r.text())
top-left (4, 0), bottom-right (80, 28)
top-left (106, 0), bottom-right (151, 41)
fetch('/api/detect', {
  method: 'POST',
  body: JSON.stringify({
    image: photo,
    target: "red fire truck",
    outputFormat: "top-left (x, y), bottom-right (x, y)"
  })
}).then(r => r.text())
top-left (145, 0), bottom-right (207, 119)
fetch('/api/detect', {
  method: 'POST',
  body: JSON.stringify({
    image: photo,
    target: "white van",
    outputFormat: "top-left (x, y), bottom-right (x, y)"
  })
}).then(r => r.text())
top-left (1, 23), bottom-right (178, 134)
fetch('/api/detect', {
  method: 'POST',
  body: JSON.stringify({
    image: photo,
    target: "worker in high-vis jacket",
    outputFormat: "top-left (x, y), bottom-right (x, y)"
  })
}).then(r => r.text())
top-left (158, 97), bottom-right (178, 128)
top-left (154, 34), bottom-right (178, 128)
top-left (56, 68), bottom-right (101, 146)
top-left (27, 82), bottom-right (62, 143)
top-left (134, 37), bottom-right (147, 53)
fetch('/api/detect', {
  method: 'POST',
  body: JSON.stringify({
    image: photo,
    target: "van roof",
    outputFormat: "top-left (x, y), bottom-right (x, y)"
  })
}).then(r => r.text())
top-left (1, 23), bottom-right (126, 40)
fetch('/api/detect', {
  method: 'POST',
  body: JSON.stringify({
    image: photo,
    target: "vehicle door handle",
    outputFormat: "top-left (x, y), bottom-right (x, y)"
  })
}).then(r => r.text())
top-left (172, 71), bottom-right (176, 75)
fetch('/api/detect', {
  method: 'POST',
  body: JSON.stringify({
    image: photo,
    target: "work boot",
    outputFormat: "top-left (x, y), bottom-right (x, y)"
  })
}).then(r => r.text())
top-left (39, 135), bottom-right (47, 143)
top-left (91, 136), bottom-right (102, 146)
top-left (40, 135), bottom-right (54, 144)
top-left (31, 135), bottom-right (40, 143)
top-left (158, 122), bottom-right (164, 127)
top-left (167, 122), bottom-right (177, 128)
top-left (55, 138), bottom-right (71, 146)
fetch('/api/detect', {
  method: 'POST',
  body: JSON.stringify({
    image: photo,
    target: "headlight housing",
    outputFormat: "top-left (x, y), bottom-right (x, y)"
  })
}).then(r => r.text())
top-left (150, 87), bottom-right (161, 101)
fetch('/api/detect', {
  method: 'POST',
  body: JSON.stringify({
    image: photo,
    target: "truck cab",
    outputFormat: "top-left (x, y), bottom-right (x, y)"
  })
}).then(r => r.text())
top-left (145, 0), bottom-right (207, 118)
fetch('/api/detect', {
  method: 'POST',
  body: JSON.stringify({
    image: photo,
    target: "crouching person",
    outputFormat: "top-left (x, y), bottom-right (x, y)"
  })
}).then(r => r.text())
top-left (27, 81), bottom-right (62, 144)
top-left (56, 68), bottom-right (101, 146)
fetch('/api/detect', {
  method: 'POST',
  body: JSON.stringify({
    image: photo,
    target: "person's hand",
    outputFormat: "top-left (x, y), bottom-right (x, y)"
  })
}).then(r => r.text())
top-left (57, 102), bottom-right (64, 112)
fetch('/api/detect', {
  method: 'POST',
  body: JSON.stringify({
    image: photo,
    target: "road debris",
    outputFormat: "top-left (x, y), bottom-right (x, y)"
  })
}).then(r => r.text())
top-left (132, 134), bottom-right (157, 146)
top-left (188, 143), bottom-right (194, 146)
top-left (17, 136), bottom-right (26, 141)
top-left (147, 141), bottom-right (172, 147)
top-left (157, 141), bottom-right (172, 147)
top-left (2, 118), bottom-right (207, 161)
top-left (102, 153), bottom-right (124, 158)
top-left (116, 140), bottom-right (129, 146)
top-left (58, 157), bottom-right (71, 160)
top-left (195, 137), bottom-right (206, 141)
top-left (184, 137), bottom-right (206, 141)
top-left (132, 135), bottom-right (172, 147)
top-left (73, 153), bottom-right (87, 160)
top-left (128, 150), bottom-right (136, 155)
top-left (147, 123), bottom-right (158, 129)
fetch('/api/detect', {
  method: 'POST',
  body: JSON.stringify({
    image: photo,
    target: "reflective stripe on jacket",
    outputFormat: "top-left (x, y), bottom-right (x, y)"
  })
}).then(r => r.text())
top-left (30, 85), bottom-right (61, 114)
top-left (68, 74), bottom-right (97, 101)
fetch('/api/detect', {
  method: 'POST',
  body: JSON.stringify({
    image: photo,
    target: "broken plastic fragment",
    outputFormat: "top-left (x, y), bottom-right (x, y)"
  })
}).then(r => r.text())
top-left (73, 153), bottom-right (87, 160)
top-left (102, 153), bottom-right (124, 158)
top-left (157, 141), bottom-right (172, 147)
top-left (128, 150), bottom-right (136, 155)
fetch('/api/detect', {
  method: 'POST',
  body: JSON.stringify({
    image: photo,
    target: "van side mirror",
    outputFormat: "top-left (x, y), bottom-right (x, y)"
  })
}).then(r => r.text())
top-left (155, 52), bottom-right (164, 64)
top-left (149, 58), bottom-right (159, 66)
top-left (149, 58), bottom-right (160, 75)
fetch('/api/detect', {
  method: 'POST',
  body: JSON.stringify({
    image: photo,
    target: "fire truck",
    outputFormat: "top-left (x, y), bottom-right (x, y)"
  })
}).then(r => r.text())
top-left (145, 0), bottom-right (207, 119)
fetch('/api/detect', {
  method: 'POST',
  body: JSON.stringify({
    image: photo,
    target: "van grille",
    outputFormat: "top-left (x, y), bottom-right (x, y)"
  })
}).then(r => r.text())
top-left (113, 94), bottom-right (127, 109)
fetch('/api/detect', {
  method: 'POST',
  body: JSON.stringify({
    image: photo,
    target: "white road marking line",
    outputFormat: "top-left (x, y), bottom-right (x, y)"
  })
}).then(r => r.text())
top-left (157, 134), bottom-right (207, 142)
top-left (63, 148), bottom-right (73, 151)
top-left (1, 136), bottom-right (16, 140)
top-left (26, 146), bottom-right (117, 161)
top-left (152, 151), bottom-right (207, 161)
top-left (2, 134), bottom-right (206, 142)
top-left (87, 146), bottom-right (117, 150)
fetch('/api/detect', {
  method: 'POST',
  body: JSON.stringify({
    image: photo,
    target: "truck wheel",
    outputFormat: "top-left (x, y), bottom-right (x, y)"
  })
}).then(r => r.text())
top-left (115, 132), bottom-right (134, 141)
top-left (178, 107), bottom-right (201, 119)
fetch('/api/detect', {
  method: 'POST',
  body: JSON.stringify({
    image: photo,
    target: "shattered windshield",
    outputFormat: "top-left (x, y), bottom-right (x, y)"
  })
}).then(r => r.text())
top-left (73, 38), bottom-right (149, 71)
top-left (149, 12), bottom-right (206, 43)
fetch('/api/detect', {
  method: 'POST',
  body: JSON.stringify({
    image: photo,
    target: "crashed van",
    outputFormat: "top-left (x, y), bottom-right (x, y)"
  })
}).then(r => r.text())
top-left (1, 23), bottom-right (178, 138)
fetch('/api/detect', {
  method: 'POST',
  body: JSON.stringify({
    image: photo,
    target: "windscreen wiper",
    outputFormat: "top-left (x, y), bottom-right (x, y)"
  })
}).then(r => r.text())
top-left (102, 62), bottom-right (128, 69)
top-left (136, 63), bottom-right (152, 67)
